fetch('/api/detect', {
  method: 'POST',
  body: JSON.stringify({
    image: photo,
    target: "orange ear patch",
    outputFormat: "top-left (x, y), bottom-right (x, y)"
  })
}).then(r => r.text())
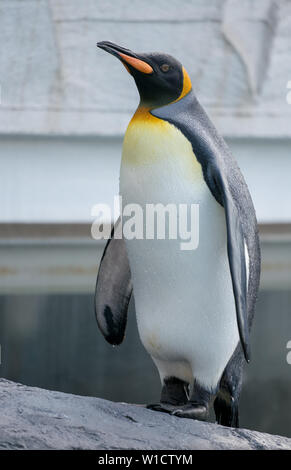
top-left (119, 52), bottom-right (153, 74)
top-left (172, 67), bottom-right (192, 104)
top-left (180, 67), bottom-right (192, 99)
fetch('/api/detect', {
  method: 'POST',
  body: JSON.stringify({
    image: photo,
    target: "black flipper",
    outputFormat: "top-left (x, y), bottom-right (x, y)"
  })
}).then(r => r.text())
top-left (212, 169), bottom-right (249, 362)
top-left (151, 91), bottom-right (260, 363)
top-left (95, 217), bottom-right (132, 345)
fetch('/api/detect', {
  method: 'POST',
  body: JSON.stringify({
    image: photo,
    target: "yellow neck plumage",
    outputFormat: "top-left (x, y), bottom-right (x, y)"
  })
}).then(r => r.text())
top-left (130, 66), bottom-right (192, 125)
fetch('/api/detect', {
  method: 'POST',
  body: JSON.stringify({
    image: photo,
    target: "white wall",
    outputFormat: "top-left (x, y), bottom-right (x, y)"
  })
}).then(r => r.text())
top-left (0, 0), bottom-right (290, 224)
top-left (0, 0), bottom-right (291, 138)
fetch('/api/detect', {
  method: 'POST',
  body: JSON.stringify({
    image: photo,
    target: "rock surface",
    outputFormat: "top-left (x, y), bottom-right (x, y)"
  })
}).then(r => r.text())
top-left (0, 379), bottom-right (290, 450)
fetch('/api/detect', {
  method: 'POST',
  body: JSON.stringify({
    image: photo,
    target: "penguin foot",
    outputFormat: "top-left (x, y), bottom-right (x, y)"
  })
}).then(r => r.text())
top-left (171, 402), bottom-right (208, 421)
top-left (146, 402), bottom-right (183, 414)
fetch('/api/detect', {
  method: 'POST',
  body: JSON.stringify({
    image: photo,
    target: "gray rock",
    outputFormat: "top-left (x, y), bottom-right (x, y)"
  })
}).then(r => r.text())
top-left (0, 378), bottom-right (290, 450)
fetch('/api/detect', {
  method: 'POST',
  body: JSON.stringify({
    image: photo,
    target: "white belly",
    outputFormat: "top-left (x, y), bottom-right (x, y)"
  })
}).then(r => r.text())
top-left (120, 114), bottom-right (239, 390)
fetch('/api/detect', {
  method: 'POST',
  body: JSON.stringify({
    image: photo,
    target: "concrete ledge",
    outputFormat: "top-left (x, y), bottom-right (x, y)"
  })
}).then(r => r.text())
top-left (0, 379), bottom-right (290, 450)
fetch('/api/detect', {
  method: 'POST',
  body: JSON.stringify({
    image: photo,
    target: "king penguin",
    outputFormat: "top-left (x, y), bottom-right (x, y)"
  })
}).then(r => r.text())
top-left (95, 41), bottom-right (261, 426)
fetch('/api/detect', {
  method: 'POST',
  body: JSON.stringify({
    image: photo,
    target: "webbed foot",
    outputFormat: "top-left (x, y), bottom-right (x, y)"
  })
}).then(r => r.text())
top-left (171, 402), bottom-right (208, 421)
top-left (146, 402), bottom-right (182, 414)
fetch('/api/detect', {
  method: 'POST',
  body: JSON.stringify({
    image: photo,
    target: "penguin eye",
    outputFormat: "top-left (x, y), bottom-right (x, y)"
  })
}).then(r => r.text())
top-left (160, 63), bottom-right (170, 73)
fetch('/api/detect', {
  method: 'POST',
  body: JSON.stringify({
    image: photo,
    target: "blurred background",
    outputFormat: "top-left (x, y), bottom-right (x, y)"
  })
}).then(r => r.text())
top-left (0, 0), bottom-right (291, 437)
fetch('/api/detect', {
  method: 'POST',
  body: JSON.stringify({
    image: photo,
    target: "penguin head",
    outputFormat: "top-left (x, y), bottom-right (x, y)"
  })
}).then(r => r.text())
top-left (97, 41), bottom-right (192, 109)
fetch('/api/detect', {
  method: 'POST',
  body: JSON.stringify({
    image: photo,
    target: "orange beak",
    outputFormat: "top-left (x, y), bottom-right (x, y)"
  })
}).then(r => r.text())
top-left (97, 41), bottom-right (153, 75)
top-left (118, 52), bottom-right (153, 74)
